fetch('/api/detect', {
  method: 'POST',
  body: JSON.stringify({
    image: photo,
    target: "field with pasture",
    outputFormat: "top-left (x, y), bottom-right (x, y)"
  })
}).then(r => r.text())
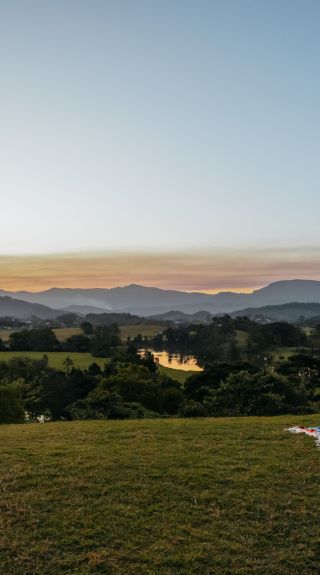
top-left (0, 324), bottom-right (165, 343)
top-left (0, 350), bottom-right (194, 382)
top-left (0, 327), bottom-right (83, 343)
top-left (53, 324), bottom-right (166, 342)
top-left (53, 327), bottom-right (82, 341)
top-left (119, 324), bottom-right (165, 340)
top-left (0, 351), bottom-right (107, 371)
top-left (1, 416), bottom-right (319, 575)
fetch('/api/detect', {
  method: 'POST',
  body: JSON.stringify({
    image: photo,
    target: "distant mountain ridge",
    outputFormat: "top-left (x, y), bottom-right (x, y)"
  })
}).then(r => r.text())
top-left (230, 302), bottom-right (320, 323)
top-left (2, 279), bottom-right (320, 317)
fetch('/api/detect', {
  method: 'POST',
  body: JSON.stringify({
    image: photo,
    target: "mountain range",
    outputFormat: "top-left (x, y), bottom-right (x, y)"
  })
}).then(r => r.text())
top-left (1, 279), bottom-right (320, 319)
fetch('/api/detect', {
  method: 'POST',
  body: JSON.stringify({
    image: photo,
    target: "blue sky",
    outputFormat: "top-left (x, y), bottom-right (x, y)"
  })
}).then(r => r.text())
top-left (0, 0), bottom-right (320, 289)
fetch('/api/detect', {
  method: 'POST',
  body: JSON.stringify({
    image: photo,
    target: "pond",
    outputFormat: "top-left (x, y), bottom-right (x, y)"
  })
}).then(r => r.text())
top-left (140, 349), bottom-right (203, 372)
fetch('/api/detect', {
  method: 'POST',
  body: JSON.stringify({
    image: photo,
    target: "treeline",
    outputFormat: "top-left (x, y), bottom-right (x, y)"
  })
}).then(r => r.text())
top-left (145, 316), bottom-right (309, 365)
top-left (1, 350), bottom-right (320, 424)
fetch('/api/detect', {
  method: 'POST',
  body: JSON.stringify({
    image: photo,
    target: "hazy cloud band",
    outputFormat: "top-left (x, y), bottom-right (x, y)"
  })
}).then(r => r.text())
top-left (0, 249), bottom-right (320, 292)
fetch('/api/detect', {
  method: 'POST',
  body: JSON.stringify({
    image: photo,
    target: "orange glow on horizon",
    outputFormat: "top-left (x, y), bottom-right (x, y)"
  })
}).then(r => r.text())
top-left (194, 287), bottom-right (256, 295)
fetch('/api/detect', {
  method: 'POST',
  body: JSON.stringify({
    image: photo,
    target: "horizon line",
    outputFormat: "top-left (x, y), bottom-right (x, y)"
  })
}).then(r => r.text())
top-left (0, 278), bottom-right (318, 295)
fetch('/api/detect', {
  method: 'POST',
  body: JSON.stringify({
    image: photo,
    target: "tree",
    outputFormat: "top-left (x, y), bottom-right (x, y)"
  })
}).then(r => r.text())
top-left (91, 325), bottom-right (121, 357)
top-left (0, 384), bottom-right (25, 423)
top-left (63, 356), bottom-right (74, 374)
top-left (203, 370), bottom-right (314, 417)
top-left (9, 328), bottom-right (60, 352)
top-left (63, 334), bottom-right (91, 352)
top-left (227, 339), bottom-right (239, 363)
top-left (81, 321), bottom-right (94, 335)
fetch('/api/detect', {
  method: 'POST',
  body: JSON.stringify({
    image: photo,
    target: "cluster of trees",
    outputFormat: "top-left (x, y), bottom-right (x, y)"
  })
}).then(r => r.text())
top-left (0, 350), bottom-right (184, 423)
top-left (4, 324), bottom-right (121, 356)
top-left (148, 316), bottom-right (307, 366)
top-left (184, 355), bottom-right (320, 417)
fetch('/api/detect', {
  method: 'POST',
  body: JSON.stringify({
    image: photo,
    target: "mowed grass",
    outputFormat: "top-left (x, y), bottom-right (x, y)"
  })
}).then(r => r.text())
top-left (0, 351), bottom-right (107, 370)
top-left (1, 416), bottom-right (320, 575)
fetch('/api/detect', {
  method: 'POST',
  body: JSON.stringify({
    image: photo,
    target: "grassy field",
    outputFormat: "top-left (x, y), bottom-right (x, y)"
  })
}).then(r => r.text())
top-left (0, 328), bottom-right (22, 342)
top-left (158, 364), bottom-right (195, 383)
top-left (271, 347), bottom-right (298, 362)
top-left (53, 327), bottom-right (82, 341)
top-left (119, 324), bottom-right (165, 340)
top-left (0, 325), bottom-right (164, 343)
top-left (0, 416), bottom-right (319, 575)
top-left (0, 351), bottom-right (108, 370)
top-left (0, 327), bottom-right (83, 343)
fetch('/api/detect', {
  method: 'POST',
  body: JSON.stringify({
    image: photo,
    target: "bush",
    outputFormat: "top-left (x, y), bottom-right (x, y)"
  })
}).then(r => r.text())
top-left (179, 400), bottom-right (207, 418)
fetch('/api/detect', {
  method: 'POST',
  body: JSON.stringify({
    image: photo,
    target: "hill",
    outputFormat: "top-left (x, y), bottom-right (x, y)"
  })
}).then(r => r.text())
top-left (230, 302), bottom-right (320, 323)
top-left (1, 416), bottom-right (319, 575)
top-left (0, 295), bottom-right (61, 319)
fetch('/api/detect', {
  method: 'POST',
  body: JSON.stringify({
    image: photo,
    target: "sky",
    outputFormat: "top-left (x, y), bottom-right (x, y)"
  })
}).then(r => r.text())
top-left (1, 0), bottom-right (320, 292)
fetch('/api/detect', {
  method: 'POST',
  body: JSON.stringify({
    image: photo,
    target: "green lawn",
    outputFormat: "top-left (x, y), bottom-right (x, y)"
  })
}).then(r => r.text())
top-left (1, 416), bottom-right (319, 574)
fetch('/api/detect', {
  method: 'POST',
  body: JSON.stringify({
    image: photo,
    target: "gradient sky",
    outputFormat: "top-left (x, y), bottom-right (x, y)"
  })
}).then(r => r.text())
top-left (1, 0), bottom-right (320, 291)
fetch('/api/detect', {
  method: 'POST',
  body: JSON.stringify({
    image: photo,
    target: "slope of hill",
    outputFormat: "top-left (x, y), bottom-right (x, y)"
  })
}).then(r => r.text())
top-left (0, 296), bottom-right (60, 319)
top-left (2, 279), bottom-right (320, 316)
top-left (1, 416), bottom-right (319, 575)
top-left (64, 304), bottom-right (110, 315)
